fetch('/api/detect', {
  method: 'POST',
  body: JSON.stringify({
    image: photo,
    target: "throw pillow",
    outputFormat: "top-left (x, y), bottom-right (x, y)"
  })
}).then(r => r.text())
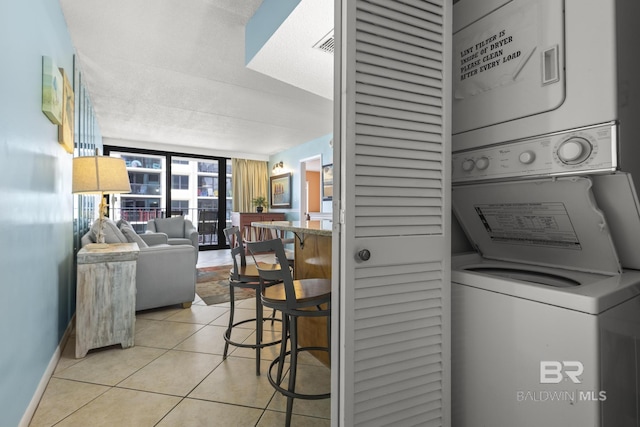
top-left (154, 216), bottom-right (185, 238)
top-left (91, 218), bottom-right (127, 244)
top-left (117, 218), bottom-right (132, 229)
top-left (120, 225), bottom-right (149, 248)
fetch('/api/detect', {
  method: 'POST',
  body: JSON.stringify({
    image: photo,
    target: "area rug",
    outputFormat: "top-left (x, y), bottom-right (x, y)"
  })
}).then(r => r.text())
top-left (196, 265), bottom-right (255, 305)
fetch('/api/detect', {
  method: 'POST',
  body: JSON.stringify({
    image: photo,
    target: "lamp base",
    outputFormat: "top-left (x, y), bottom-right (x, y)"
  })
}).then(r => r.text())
top-left (85, 242), bottom-right (110, 250)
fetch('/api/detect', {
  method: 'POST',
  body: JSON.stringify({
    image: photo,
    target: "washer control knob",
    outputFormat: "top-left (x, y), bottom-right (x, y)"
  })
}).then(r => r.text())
top-left (557, 137), bottom-right (592, 164)
top-left (519, 151), bottom-right (536, 164)
top-left (462, 159), bottom-right (475, 171)
top-left (475, 157), bottom-right (490, 170)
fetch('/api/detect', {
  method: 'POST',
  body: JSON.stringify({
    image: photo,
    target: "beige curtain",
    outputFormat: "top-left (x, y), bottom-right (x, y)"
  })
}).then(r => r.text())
top-left (232, 159), bottom-right (269, 212)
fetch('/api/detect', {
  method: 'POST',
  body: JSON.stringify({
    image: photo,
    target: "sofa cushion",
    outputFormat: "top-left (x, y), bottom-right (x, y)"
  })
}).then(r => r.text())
top-left (153, 216), bottom-right (185, 238)
top-left (167, 237), bottom-right (192, 246)
top-left (120, 224), bottom-right (149, 248)
top-left (91, 218), bottom-right (127, 243)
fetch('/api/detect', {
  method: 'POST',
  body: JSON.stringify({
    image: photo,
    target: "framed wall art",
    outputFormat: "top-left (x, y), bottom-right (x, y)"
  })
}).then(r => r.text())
top-left (270, 172), bottom-right (292, 208)
top-left (58, 69), bottom-right (74, 153)
top-left (322, 164), bottom-right (333, 201)
top-left (42, 56), bottom-right (63, 125)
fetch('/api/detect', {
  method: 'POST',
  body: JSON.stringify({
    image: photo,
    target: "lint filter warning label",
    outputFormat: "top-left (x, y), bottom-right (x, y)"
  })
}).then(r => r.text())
top-left (474, 202), bottom-right (581, 249)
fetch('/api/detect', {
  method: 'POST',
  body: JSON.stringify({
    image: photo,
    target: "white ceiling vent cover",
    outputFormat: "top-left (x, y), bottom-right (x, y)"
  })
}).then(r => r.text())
top-left (313, 29), bottom-right (334, 54)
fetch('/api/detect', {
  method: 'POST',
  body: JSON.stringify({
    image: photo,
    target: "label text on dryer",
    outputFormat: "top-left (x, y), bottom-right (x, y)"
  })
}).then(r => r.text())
top-left (458, 28), bottom-right (522, 81)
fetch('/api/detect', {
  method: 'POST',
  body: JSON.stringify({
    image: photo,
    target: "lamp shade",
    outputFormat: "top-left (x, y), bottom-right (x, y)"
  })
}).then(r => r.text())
top-left (72, 156), bottom-right (131, 194)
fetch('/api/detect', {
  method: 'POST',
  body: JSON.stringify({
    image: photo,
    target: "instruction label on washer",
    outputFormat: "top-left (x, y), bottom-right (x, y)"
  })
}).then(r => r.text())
top-left (474, 202), bottom-right (581, 249)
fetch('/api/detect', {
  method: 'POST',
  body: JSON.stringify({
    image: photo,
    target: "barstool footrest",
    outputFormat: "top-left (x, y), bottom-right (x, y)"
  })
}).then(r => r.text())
top-left (267, 347), bottom-right (331, 400)
top-left (223, 317), bottom-right (282, 351)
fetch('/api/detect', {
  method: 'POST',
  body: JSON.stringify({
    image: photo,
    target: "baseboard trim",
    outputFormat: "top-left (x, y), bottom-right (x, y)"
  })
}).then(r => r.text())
top-left (19, 316), bottom-right (74, 427)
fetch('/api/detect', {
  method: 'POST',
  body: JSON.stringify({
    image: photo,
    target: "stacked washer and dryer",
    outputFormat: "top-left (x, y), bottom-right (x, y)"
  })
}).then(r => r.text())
top-left (451, 0), bottom-right (640, 426)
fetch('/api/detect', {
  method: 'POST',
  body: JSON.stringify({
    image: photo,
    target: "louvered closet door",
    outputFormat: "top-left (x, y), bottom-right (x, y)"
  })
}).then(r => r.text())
top-left (334, 0), bottom-right (451, 426)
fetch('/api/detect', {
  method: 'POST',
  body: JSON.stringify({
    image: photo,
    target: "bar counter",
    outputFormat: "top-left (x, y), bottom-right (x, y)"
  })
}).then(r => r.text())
top-left (251, 220), bottom-right (332, 365)
top-left (252, 220), bottom-right (332, 236)
top-left (251, 220), bottom-right (332, 280)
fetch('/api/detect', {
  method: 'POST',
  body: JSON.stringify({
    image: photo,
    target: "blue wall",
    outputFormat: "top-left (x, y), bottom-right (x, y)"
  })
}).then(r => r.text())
top-left (245, 0), bottom-right (301, 64)
top-left (0, 0), bottom-right (78, 425)
top-left (269, 133), bottom-right (333, 220)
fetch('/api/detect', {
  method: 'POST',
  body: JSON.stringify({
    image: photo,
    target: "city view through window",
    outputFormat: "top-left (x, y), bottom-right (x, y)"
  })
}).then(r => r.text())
top-left (107, 149), bottom-right (231, 248)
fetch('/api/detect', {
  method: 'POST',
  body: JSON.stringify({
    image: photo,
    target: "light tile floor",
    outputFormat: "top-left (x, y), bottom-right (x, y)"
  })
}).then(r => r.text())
top-left (29, 250), bottom-right (331, 427)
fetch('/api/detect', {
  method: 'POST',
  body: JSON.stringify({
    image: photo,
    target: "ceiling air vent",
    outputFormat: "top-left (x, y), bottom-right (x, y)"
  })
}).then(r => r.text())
top-left (313, 30), bottom-right (334, 54)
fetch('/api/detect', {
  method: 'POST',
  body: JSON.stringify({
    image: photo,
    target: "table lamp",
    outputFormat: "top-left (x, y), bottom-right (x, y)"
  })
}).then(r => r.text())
top-left (73, 153), bottom-right (131, 248)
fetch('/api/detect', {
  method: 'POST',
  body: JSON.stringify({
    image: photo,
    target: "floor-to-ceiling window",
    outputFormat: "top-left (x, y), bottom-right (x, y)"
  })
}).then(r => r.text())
top-left (105, 146), bottom-right (231, 250)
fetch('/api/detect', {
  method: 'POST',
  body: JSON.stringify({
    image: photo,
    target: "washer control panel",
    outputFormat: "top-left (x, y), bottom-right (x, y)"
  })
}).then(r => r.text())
top-left (452, 123), bottom-right (617, 183)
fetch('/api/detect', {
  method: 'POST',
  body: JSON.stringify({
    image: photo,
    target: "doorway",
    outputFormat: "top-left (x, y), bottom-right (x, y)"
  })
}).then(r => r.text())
top-left (299, 155), bottom-right (322, 220)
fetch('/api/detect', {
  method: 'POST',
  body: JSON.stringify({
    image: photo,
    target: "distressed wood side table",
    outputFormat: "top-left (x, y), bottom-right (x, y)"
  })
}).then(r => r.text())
top-left (75, 242), bottom-right (139, 358)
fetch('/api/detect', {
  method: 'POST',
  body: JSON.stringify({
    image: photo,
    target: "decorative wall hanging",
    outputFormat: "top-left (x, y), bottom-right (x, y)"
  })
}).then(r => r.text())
top-left (41, 56), bottom-right (63, 125)
top-left (58, 69), bottom-right (74, 153)
top-left (270, 173), bottom-right (292, 208)
top-left (322, 164), bottom-right (333, 201)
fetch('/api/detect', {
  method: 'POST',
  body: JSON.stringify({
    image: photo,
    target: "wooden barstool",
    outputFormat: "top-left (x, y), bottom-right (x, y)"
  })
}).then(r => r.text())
top-left (247, 238), bottom-right (331, 427)
top-left (222, 226), bottom-right (282, 375)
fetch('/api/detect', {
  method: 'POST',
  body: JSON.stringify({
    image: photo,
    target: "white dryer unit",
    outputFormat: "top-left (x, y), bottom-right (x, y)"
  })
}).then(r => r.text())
top-left (452, 0), bottom-right (640, 183)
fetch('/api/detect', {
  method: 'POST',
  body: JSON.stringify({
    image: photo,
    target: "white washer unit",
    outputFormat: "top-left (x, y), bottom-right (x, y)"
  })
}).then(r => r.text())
top-left (451, 146), bottom-right (640, 426)
top-left (452, 252), bottom-right (640, 427)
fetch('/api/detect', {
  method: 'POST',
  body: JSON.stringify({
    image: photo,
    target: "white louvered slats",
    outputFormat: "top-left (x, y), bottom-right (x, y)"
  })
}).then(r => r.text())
top-left (353, 259), bottom-right (446, 426)
top-left (352, 0), bottom-right (446, 239)
top-left (337, 0), bottom-right (451, 425)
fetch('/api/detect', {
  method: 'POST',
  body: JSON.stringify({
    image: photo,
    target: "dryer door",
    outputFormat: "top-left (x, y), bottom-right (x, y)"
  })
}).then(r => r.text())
top-left (453, 0), bottom-right (565, 135)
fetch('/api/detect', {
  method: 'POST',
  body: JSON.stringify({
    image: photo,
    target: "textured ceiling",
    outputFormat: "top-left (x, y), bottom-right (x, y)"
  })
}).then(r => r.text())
top-left (247, 0), bottom-right (334, 100)
top-left (60, 0), bottom-right (334, 159)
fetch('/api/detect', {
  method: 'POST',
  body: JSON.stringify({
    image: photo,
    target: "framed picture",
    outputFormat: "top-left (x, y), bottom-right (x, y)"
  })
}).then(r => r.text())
top-left (270, 172), bottom-right (292, 208)
top-left (58, 69), bottom-right (74, 153)
top-left (41, 56), bottom-right (63, 125)
top-left (322, 164), bottom-right (333, 201)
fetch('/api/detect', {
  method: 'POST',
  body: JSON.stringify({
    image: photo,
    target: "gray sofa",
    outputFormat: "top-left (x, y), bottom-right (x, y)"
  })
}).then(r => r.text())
top-left (146, 216), bottom-right (199, 257)
top-left (81, 218), bottom-right (196, 311)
